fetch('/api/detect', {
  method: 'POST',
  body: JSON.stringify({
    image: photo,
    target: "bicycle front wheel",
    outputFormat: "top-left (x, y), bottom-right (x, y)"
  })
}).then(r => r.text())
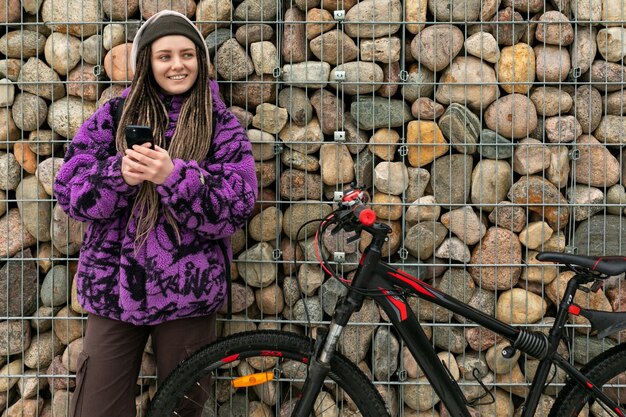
top-left (147, 330), bottom-right (390, 417)
top-left (550, 342), bottom-right (626, 417)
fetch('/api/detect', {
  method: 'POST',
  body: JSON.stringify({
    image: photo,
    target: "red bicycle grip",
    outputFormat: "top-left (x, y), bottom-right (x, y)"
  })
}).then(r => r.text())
top-left (358, 208), bottom-right (377, 226)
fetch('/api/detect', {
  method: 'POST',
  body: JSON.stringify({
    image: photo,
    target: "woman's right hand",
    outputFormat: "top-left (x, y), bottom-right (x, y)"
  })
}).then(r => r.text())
top-left (121, 143), bottom-right (151, 186)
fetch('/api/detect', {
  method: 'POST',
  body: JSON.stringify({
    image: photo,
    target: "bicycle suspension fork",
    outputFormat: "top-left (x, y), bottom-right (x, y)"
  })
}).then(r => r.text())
top-left (291, 229), bottom-right (387, 417)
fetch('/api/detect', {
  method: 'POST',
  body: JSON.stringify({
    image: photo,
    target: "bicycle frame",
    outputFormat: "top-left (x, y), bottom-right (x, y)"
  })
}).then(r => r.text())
top-left (295, 226), bottom-right (626, 417)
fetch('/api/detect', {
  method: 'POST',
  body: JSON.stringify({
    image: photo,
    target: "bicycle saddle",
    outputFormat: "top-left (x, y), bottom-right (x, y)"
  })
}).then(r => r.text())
top-left (536, 252), bottom-right (626, 276)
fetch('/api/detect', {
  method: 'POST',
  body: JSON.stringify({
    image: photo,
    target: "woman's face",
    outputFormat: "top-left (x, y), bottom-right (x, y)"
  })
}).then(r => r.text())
top-left (150, 35), bottom-right (199, 95)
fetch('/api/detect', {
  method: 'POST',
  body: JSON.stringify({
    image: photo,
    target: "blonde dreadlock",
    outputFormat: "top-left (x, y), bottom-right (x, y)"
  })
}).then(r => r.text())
top-left (114, 45), bottom-right (213, 249)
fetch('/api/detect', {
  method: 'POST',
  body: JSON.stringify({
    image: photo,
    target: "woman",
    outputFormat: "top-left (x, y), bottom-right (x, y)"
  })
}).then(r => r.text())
top-left (53, 10), bottom-right (257, 417)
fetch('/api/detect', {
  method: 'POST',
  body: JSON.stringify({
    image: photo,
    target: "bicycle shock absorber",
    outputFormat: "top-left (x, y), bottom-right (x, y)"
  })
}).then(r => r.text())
top-left (511, 330), bottom-right (549, 360)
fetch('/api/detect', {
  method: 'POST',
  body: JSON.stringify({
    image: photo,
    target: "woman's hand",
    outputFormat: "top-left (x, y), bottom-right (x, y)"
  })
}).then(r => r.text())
top-left (122, 144), bottom-right (174, 185)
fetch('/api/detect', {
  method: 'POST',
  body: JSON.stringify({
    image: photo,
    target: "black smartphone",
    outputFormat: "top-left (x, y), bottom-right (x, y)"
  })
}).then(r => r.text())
top-left (125, 125), bottom-right (154, 149)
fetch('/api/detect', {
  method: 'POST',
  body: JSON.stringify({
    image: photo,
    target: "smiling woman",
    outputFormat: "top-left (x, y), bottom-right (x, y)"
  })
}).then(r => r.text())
top-left (52, 9), bottom-right (257, 417)
top-left (150, 36), bottom-right (199, 95)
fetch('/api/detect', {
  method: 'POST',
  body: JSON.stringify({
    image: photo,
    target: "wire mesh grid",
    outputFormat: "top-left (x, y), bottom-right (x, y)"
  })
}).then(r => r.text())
top-left (1, 0), bottom-right (626, 415)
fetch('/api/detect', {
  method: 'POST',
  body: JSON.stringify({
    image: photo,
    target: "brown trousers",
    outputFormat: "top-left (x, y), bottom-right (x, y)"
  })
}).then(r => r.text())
top-left (70, 313), bottom-right (216, 417)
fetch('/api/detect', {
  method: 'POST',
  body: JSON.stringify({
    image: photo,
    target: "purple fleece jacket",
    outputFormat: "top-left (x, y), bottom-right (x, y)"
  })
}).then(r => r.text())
top-left (53, 80), bottom-right (258, 325)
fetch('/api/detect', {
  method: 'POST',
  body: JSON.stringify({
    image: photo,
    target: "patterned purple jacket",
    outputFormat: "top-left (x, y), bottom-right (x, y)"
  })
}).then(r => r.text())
top-left (53, 80), bottom-right (257, 325)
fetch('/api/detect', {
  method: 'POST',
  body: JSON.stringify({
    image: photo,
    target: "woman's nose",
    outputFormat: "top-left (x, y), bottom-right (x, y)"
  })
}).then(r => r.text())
top-left (171, 56), bottom-right (184, 68)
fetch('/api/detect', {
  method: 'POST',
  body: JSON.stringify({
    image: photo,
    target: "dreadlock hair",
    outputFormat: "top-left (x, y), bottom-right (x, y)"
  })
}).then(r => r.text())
top-left (114, 43), bottom-right (213, 250)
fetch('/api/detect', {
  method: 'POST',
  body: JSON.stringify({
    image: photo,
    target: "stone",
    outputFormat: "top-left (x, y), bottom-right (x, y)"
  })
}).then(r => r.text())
top-left (234, 0), bottom-right (277, 21)
top-left (140, 0), bottom-right (195, 18)
top-left (24, 330), bottom-right (64, 369)
top-left (535, 44), bottom-right (571, 82)
top-left (369, 128), bottom-right (400, 160)
top-left (489, 201), bottom-right (527, 233)
top-left (597, 27), bottom-right (626, 62)
top-left (278, 117), bottom-right (323, 154)
top-left (437, 103), bottom-right (480, 154)
top-left (512, 138), bottom-right (551, 175)
top-left (13, 142), bottom-right (38, 175)
top-left (0, 320), bottom-right (31, 357)
top-left (1, 0), bottom-right (21, 22)
top-left (250, 41), bottom-right (278, 76)
top-left (283, 201), bottom-right (332, 240)
top-left (435, 56), bottom-right (499, 111)
top-left (42, 0), bottom-right (101, 36)
top-left (310, 30), bottom-right (358, 65)
top-left (48, 96), bottom-right (97, 139)
top-left (0, 79), bottom-right (14, 107)
top-left (595, 115), bottom-right (626, 146)
top-left (338, 299), bottom-right (379, 362)
top-left (406, 195), bottom-right (440, 224)
top-left (282, 7), bottom-right (308, 64)
top-left (29, 130), bottom-right (60, 157)
top-left (497, 43), bottom-right (535, 94)
top-left (237, 242), bottom-right (276, 288)
top-left (373, 327), bottom-right (399, 380)
top-left (435, 238), bottom-right (471, 263)
top-left (377, 61), bottom-right (400, 96)
top-left (519, 221), bottom-right (554, 249)
top-left (406, 167), bottom-right (430, 202)
top-left (249, 207), bottom-right (282, 242)
top-left (16, 175), bottom-right (52, 242)
top-left (103, 43), bottom-right (133, 82)
top-left (372, 194), bottom-right (403, 221)
top-left (530, 87), bottom-right (573, 117)
top-left (329, 62), bottom-right (384, 95)
top-left (544, 115), bottom-right (582, 143)
top-left (470, 160), bottom-right (512, 212)
top-left (574, 135), bottom-right (620, 187)
top-left (12, 92), bottom-right (47, 131)
top-left (0, 211), bottom-right (37, 258)
top-left (228, 74), bottom-right (277, 108)
top-left (282, 62), bottom-right (330, 89)
top-left (360, 36), bottom-right (401, 63)
top-left (80, 34), bottom-right (106, 65)
top-left (0, 59), bottom-right (22, 82)
top-left (278, 87), bottom-right (312, 127)
top-left (411, 97), bottom-right (444, 120)
top-left (67, 63), bottom-right (103, 101)
top-left (17, 57), bottom-right (66, 100)
top-left (197, 0), bottom-right (232, 36)
top-left (205, 29), bottom-right (235, 57)
top-left (401, 62), bottom-right (435, 102)
top-left (252, 103), bottom-right (288, 134)
top-left (319, 144), bottom-right (354, 186)
top-left (607, 184), bottom-right (626, 215)
top-left (572, 26), bottom-right (597, 74)
top-left (406, 0), bottom-right (428, 34)
top-left (524, 250), bottom-right (559, 284)
top-left (404, 222), bottom-right (448, 260)
top-left (430, 154), bottom-right (473, 206)
top-left (484, 93), bottom-right (538, 139)
top-left (344, 0), bottom-right (402, 38)
top-left (568, 185), bottom-right (605, 221)
top-left (373, 161), bottom-right (408, 195)
top-left (411, 25), bottom-right (464, 72)
top-left (464, 32), bottom-right (500, 63)
top-left (441, 206), bottom-right (486, 245)
top-left (215, 39), bottom-right (254, 81)
top-left (281, 151), bottom-right (319, 172)
top-left (536, 11), bottom-right (574, 45)
top-left (572, 85), bottom-right (603, 133)
top-left (350, 96), bottom-right (412, 130)
top-left (488, 7), bottom-right (526, 46)
top-left (468, 227), bottom-right (522, 290)
top-left (0, 30), bottom-right (46, 59)
top-left (406, 121), bottom-right (448, 167)
top-left (235, 24), bottom-right (273, 46)
top-left (478, 129), bottom-right (514, 160)
top-left (587, 60), bottom-right (626, 93)
top-left (101, 0), bottom-right (140, 20)
top-left (509, 176), bottom-right (569, 230)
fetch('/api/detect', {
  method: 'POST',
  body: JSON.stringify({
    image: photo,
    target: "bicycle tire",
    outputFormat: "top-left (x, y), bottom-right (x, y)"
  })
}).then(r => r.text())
top-left (549, 342), bottom-right (626, 417)
top-left (147, 330), bottom-right (390, 417)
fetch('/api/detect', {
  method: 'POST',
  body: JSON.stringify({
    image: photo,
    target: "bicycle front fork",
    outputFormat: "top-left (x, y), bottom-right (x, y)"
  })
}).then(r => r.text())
top-left (291, 295), bottom-right (361, 416)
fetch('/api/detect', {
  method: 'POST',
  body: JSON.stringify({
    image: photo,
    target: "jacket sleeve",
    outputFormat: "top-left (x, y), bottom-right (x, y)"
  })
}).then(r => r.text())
top-left (156, 107), bottom-right (258, 240)
top-left (53, 99), bottom-right (140, 222)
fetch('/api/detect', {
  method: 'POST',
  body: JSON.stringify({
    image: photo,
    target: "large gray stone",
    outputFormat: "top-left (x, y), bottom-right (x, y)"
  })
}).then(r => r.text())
top-left (574, 215), bottom-right (626, 256)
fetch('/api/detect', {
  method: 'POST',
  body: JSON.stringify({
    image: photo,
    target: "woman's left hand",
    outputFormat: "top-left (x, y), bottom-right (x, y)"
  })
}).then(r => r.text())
top-left (124, 144), bottom-right (174, 185)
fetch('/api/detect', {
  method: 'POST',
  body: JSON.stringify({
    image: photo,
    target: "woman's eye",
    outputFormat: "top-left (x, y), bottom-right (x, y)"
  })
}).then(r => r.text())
top-left (184, 53), bottom-right (195, 59)
top-left (158, 55), bottom-right (169, 61)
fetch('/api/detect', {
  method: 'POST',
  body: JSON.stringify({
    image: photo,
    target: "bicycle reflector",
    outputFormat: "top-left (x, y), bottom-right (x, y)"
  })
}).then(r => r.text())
top-left (231, 372), bottom-right (274, 388)
top-left (359, 208), bottom-right (376, 226)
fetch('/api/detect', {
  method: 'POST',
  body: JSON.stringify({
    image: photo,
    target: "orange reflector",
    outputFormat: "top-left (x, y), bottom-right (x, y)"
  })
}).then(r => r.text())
top-left (232, 372), bottom-right (274, 388)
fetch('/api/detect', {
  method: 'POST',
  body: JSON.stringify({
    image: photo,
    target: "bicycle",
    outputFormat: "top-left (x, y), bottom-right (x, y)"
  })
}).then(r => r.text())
top-left (147, 187), bottom-right (626, 417)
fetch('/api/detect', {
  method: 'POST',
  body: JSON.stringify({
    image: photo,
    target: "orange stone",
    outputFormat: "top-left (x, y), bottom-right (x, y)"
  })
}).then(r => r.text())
top-left (13, 141), bottom-right (37, 174)
top-left (104, 43), bottom-right (134, 82)
top-left (406, 120), bottom-right (448, 167)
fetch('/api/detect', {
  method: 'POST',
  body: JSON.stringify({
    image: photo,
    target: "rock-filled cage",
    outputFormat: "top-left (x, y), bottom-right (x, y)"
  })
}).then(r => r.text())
top-left (2, 0), bottom-right (626, 415)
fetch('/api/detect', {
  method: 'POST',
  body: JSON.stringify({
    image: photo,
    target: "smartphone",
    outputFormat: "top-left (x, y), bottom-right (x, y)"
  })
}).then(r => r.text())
top-left (125, 125), bottom-right (153, 149)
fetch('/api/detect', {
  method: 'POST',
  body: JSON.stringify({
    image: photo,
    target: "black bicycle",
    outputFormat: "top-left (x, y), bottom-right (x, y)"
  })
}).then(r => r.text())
top-left (147, 187), bottom-right (626, 417)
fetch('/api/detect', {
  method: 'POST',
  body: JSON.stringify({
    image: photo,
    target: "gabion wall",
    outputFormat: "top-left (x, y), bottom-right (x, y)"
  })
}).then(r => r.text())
top-left (1, 0), bottom-right (626, 415)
